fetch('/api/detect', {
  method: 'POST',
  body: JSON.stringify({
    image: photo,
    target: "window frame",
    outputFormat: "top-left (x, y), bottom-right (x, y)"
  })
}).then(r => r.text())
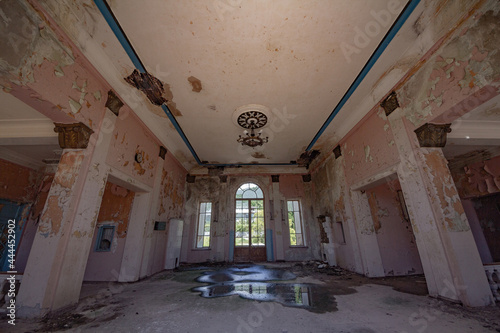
top-left (195, 201), bottom-right (212, 249)
top-left (286, 199), bottom-right (306, 247)
top-left (95, 225), bottom-right (115, 252)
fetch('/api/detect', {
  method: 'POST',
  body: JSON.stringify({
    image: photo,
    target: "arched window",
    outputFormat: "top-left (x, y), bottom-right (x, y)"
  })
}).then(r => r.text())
top-left (235, 183), bottom-right (263, 199)
top-left (235, 183), bottom-right (265, 255)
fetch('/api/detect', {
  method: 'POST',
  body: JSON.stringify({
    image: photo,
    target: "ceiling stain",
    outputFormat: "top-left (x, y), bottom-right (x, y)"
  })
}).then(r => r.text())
top-left (188, 76), bottom-right (202, 92)
top-left (163, 83), bottom-right (182, 116)
top-left (251, 152), bottom-right (266, 159)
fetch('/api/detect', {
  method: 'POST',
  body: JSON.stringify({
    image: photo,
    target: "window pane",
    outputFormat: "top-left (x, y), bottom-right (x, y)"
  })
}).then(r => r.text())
top-left (255, 188), bottom-right (263, 198)
top-left (294, 212), bottom-right (302, 233)
top-left (287, 200), bottom-right (304, 246)
top-left (243, 190), bottom-right (257, 198)
top-left (197, 202), bottom-right (211, 248)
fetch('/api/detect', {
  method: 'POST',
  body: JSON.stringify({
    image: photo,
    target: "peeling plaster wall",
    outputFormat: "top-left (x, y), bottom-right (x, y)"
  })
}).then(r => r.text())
top-left (0, 0), bottom-right (107, 131)
top-left (0, 159), bottom-right (42, 202)
top-left (183, 176), bottom-right (226, 263)
top-left (0, 159), bottom-right (54, 272)
top-left (399, 2), bottom-right (500, 128)
top-left (182, 174), bottom-right (320, 263)
top-left (341, 107), bottom-right (399, 187)
top-left (452, 155), bottom-right (500, 198)
top-left (84, 182), bottom-right (135, 281)
top-left (147, 152), bottom-right (187, 275)
top-left (311, 155), bottom-right (363, 273)
top-left (366, 179), bottom-right (423, 276)
top-left (279, 174), bottom-right (320, 262)
top-left (15, 173), bottom-right (54, 273)
top-left (106, 112), bottom-right (159, 188)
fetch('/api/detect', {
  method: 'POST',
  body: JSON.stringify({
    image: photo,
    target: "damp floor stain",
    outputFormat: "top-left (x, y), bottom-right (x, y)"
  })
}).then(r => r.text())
top-left (191, 264), bottom-right (354, 313)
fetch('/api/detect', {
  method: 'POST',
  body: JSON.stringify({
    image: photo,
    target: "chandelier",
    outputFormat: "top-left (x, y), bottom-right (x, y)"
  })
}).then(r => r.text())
top-left (236, 111), bottom-right (269, 147)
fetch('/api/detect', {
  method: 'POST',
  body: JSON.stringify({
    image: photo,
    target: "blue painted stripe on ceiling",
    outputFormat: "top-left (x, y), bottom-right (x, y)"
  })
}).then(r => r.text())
top-left (161, 104), bottom-right (203, 165)
top-left (306, 0), bottom-right (421, 151)
top-left (94, 0), bottom-right (146, 73)
top-left (94, 0), bottom-right (421, 165)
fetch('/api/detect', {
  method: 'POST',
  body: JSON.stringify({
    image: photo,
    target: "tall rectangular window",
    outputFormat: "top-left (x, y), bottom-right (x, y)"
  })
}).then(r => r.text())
top-left (196, 202), bottom-right (212, 248)
top-left (287, 200), bottom-right (305, 246)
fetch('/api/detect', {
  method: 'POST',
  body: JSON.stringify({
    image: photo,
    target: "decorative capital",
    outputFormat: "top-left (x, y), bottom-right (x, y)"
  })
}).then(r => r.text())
top-left (271, 175), bottom-right (280, 183)
top-left (54, 122), bottom-right (94, 149)
top-left (105, 90), bottom-right (123, 116)
top-left (414, 123), bottom-right (452, 147)
top-left (159, 146), bottom-right (167, 159)
top-left (302, 174), bottom-right (312, 182)
top-left (333, 145), bottom-right (342, 159)
top-left (381, 91), bottom-right (399, 116)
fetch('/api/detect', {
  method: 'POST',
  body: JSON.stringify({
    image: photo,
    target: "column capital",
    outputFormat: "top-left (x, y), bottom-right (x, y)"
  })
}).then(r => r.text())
top-left (54, 122), bottom-right (94, 149)
top-left (414, 123), bottom-right (452, 148)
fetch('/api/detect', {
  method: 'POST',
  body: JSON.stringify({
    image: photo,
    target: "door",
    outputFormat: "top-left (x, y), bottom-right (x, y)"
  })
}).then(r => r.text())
top-left (234, 183), bottom-right (266, 262)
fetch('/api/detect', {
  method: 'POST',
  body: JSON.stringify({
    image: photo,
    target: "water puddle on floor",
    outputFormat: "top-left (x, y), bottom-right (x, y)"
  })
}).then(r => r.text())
top-left (191, 265), bottom-right (338, 313)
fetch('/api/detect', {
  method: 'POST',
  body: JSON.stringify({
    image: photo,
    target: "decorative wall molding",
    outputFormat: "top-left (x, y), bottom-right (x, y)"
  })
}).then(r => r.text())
top-left (159, 146), bottom-right (167, 159)
top-left (414, 123), bottom-right (452, 148)
top-left (105, 90), bottom-right (124, 116)
top-left (54, 122), bottom-right (94, 149)
top-left (333, 145), bottom-right (342, 159)
top-left (380, 91), bottom-right (399, 116)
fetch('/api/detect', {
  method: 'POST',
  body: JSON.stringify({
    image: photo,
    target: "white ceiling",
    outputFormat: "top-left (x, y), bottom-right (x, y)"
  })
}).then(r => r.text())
top-left (0, 90), bottom-right (60, 169)
top-left (443, 94), bottom-right (500, 160)
top-left (103, 0), bottom-right (413, 166)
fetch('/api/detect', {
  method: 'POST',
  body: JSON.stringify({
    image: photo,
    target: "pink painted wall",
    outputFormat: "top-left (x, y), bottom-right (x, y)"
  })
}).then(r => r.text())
top-left (84, 182), bottom-right (135, 281)
top-left (106, 111), bottom-right (160, 189)
top-left (0, 159), bottom-right (54, 273)
top-left (397, 8), bottom-right (500, 129)
top-left (16, 174), bottom-right (54, 273)
top-left (279, 175), bottom-right (318, 261)
top-left (341, 107), bottom-right (399, 187)
top-left (366, 179), bottom-right (423, 276)
top-left (453, 155), bottom-right (500, 199)
top-left (147, 151), bottom-right (187, 275)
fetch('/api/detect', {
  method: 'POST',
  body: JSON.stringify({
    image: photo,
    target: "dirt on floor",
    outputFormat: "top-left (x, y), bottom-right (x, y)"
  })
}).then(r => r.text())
top-left (6, 262), bottom-right (500, 332)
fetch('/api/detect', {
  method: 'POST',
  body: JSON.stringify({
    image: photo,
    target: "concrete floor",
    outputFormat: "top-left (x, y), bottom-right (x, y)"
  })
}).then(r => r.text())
top-left (3, 263), bottom-right (500, 333)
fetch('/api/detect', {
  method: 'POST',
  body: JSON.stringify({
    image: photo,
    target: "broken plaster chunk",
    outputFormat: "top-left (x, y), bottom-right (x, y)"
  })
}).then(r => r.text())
top-left (79, 91), bottom-right (87, 105)
top-left (68, 98), bottom-right (82, 113)
top-left (54, 66), bottom-right (64, 77)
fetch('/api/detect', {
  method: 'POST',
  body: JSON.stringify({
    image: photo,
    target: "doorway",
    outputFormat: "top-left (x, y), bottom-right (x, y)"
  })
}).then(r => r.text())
top-left (234, 183), bottom-right (266, 262)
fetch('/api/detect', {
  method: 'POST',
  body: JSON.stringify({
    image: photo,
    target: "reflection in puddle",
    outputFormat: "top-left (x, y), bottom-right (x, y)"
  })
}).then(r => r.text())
top-left (192, 265), bottom-right (338, 313)
top-left (194, 283), bottom-right (313, 308)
